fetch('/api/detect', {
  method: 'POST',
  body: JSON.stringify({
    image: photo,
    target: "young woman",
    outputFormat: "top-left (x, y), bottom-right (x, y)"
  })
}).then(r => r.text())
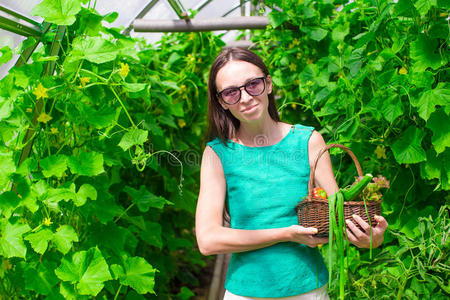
top-left (195, 47), bottom-right (388, 299)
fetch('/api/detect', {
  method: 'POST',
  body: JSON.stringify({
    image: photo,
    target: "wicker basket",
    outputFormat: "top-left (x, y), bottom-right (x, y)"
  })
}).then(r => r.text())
top-left (295, 144), bottom-right (381, 237)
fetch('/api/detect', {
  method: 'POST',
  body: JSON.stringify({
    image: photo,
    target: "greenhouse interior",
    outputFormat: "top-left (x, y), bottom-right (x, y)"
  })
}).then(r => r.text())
top-left (0, 0), bottom-right (448, 299)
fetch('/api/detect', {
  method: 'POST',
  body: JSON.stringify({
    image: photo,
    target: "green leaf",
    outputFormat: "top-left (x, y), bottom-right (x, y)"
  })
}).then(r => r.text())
top-left (414, 0), bottom-right (437, 17)
top-left (24, 228), bottom-right (53, 254)
top-left (124, 185), bottom-right (169, 212)
top-left (414, 83), bottom-right (450, 121)
top-left (268, 10), bottom-right (288, 28)
top-left (0, 98), bottom-right (13, 121)
top-left (394, 0), bottom-right (417, 17)
top-left (40, 154), bottom-right (68, 178)
top-left (420, 149), bottom-right (450, 190)
top-left (118, 128), bottom-right (148, 151)
top-left (0, 151), bottom-right (15, 184)
top-left (68, 151), bottom-right (104, 176)
top-left (332, 23), bottom-right (349, 41)
top-left (103, 12), bottom-right (118, 23)
top-left (0, 191), bottom-right (21, 219)
top-left (426, 109), bottom-right (450, 154)
top-left (410, 35), bottom-right (447, 72)
top-left (0, 219), bottom-right (31, 258)
top-left (55, 247), bottom-right (112, 296)
top-left (69, 36), bottom-right (118, 64)
top-left (177, 287), bottom-right (195, 300)
top-left (32, 0), bottom-right (81, 25)
top-left (301, 26), bottom-right (328, 41)
top-left (0, 46), bottom-right (13, 66)
top-left (80, 104), bottom-right (117, 129)
top-left (53, 225), bottom-right (79, 255)
top-left (138, 221), bottom-right (163, 249)
top-left (123, 82), bottom-right (147, 93)
top-left (382, 95), bottom-right (404, 122)
top-left (74, 184), bottom-right (97, 207)
top-left (391, 126), bottom-right (426, 164)
top-left (117, 256), bottom-right (156, 294)
top-left (24, 261), bottom-right (59, 295)
top-left (46, 184), bottom-right (76, 208)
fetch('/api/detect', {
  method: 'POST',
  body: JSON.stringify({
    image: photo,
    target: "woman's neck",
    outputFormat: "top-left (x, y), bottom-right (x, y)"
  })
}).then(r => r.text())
top-left (235, 120), bottom-right (285, 147)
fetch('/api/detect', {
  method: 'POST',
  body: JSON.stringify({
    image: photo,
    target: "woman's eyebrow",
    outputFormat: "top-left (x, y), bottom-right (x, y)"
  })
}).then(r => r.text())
top-left (221, 76), bottom-right (262, 89)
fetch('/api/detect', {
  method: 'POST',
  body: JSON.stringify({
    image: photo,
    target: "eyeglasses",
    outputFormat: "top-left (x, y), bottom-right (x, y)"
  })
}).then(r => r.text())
top-left (217, 76), bottom-right (266, 105)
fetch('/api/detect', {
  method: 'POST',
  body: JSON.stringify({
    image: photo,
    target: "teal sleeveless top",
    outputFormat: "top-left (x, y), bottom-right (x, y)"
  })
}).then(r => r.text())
top-left (206, 124), bottom-right (328, 297)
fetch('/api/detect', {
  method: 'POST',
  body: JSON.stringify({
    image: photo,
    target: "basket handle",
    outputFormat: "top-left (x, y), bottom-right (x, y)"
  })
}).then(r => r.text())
top-left (308, 143), bottom-right (363, 201)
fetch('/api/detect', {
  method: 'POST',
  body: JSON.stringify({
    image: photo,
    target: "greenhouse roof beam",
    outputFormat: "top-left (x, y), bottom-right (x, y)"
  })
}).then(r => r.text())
top-left (133, 16), bottom-right (269, 32)
top-left (167, 0), bottom-right (189, 20)
top-left (0, 15), bottom-right (41, 37)
top-left (0, 5), bottom-right (40, 27)
top-left (123, 0), bottom-right (159, 36)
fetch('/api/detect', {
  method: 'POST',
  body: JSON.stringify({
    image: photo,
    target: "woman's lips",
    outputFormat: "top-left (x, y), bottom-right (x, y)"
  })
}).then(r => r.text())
top-left (241, 104), bottom-right (257, 112)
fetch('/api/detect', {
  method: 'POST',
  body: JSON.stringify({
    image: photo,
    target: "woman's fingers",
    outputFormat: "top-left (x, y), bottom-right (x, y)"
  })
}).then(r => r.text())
top-left (374, 215), bottom-right (389, 231)
top-left (350, 214), bottom-right (371, 233)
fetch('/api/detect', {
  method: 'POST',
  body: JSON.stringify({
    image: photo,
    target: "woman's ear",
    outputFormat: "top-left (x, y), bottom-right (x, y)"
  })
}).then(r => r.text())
top-left (266, 75), bottom-right (273, 94)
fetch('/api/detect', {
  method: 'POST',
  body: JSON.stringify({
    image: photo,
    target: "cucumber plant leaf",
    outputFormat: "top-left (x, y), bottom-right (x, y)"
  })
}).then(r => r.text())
top-left (32, 0), bottom-right (81, 25)
top-left (40, 155), bottom-right (68, 178)
top-left (24, 228), bottom-right (53, 255)
top-left (118, 128), bottom-right (148, 151)
top-left (112, 256), bottom-right (156, 294)
top-left (426, 109), bottom-right (450, 154)
top-left (53, 225), bottom-right (79, 255)
top-left (68, 151), bottom-right (104, 176)
top-left (24, 261), bottom-right (59, 295)
top-left (391, 126), bottom-right (426, 164)
top-left (0, 219), bottom-right (31, 258)
top-left (55, 247), bottom-right (112, 296)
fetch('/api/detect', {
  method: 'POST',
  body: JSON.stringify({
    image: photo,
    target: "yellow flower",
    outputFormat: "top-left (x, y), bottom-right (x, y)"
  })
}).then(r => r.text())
top-left (296, 52), bottom-right (302, 59)
top-left (37, 113), bottom-right (52, 124)
top-left (178, 119), bottom-right (186, 128)
top-left (33, 83), bottom-right (48, 99)
top-left (26, 108), bottom-right (33, 113)
top-left (50, 127), bottom-right (59, 134)
top-left (187, 54), bottom-right (195, 63)
top-left (79, 77), bottom-right (91, 87)
top-left (291, 103), bottom-right (297, 109)
top-left (43, 217), bottom-right (52, 226)
top-left (374, 145), bottom-right (387, 159)
top-left (119, 62), bottom-right (130, 78)
top-left (292, 39), bottom-right (300, 46)
top-left (398, 67), bottom-right (408, 74)
top-left (289, 63), bottom-right (297, 71)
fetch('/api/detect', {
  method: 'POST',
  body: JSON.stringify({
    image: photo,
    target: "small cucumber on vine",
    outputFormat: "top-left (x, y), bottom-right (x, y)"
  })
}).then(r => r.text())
top-left (341, 174), bottom-right (373, 201)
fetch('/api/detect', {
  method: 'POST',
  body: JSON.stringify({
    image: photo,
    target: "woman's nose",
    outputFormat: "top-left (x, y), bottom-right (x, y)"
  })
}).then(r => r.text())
top-left (240, 88), bottom-right (253, 102)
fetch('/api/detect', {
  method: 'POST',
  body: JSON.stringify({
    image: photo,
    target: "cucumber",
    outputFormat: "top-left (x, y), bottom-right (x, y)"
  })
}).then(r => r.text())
top-left (341, 173), bottom-right (373, 201)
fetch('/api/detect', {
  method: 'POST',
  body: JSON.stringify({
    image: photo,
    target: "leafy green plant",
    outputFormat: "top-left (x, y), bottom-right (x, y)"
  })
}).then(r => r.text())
top-left (0, 0), bottom-right (223, 298)
top-left (253, 0), bottom-right (449, 297)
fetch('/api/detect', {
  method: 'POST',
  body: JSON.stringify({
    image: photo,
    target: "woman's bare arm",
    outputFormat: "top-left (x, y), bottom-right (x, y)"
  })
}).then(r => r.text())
top-left (308, 131), bottom-right (339, 196)
top-left (195, 146), bottom-right (324, 256)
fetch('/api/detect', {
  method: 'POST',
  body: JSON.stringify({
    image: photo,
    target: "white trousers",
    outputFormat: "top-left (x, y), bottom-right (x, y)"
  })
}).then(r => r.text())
top-left (223, 285), bottom-right (330, 300)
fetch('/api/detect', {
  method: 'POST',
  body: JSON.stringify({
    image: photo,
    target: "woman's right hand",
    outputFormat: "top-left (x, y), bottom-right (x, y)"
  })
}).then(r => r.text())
top-left (286, 225), bottom-right (329, 248)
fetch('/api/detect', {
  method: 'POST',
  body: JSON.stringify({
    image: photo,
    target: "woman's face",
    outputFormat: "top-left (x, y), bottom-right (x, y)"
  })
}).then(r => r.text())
top-left (215, 60), bottom-right (272, 123)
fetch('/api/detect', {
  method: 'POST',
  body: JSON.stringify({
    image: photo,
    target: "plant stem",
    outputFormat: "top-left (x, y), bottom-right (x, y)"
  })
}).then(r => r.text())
top-left (114, 284), bottom-right (122, 300)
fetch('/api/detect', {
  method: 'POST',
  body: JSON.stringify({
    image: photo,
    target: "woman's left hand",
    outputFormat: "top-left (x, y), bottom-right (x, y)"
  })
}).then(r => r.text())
top-left (345, 215), bottom-right (388, 248)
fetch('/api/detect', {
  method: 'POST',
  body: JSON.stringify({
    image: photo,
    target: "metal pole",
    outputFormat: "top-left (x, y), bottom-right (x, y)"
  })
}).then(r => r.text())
top-left (133, 16), bottom-right (269, 32)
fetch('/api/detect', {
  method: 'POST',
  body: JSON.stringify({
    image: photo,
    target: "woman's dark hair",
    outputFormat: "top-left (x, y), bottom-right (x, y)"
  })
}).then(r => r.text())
top-left (205, 47), bottom-right (280, 145)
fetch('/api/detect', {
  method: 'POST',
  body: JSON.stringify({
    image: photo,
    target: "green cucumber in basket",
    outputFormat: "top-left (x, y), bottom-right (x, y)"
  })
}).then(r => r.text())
top-left (341, 173), bottom-right (373, 201)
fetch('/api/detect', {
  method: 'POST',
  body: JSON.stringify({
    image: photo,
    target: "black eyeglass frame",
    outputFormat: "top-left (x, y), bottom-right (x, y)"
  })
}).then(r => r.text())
top-left (217, 76), bottom-right (267, 105)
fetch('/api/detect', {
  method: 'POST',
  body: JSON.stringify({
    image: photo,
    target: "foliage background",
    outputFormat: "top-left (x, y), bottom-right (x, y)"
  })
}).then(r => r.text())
top-left (0, 0), bottom-right (448, 299)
